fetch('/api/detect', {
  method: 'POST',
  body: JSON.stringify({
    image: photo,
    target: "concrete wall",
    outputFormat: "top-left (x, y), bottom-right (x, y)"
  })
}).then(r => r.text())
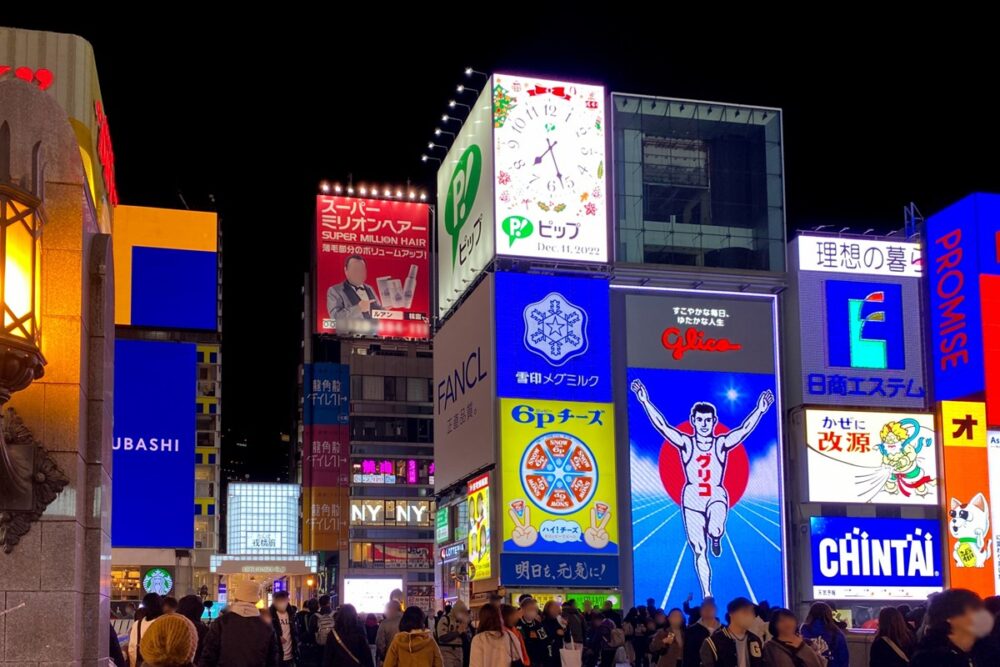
top-left (0, 76), bottom-right (114, 666)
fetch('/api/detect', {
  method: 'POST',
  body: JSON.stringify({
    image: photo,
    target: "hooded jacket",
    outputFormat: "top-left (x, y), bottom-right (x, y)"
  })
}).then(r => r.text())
top-left (384, 630), bottom-right (445, 667)
top-left (198, 602), bottom-right (279, 667)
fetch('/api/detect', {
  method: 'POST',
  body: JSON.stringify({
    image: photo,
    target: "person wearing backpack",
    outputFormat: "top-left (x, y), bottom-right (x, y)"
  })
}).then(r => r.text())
top-left (315, 595), bottom-right (336, 649)
top-left (323, 604), bottom-right (375, 667)
top-left (129, 593), bottom-right (164, 666)
top-left (436, 601), bottom-right (471, 667)
top-left (298, 598), bottom-right (323, 667)
top-left (198, 580), bottom-right (279, 667)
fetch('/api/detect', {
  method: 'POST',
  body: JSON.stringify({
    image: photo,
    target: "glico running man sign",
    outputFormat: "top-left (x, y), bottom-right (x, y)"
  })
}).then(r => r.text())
top-left (624, 289), bottom-right (784, 610)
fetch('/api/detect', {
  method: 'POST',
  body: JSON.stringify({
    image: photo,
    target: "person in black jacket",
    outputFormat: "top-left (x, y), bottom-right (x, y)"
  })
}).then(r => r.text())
top-left (271, 591), bottom-right (299, 666)
top-left (912, 589), bottom-right (994, 667)
top-left (109, 622), bottom-right (127, 667)
top-left (199, 580), bottom-right (279, 667)
top-left (178, 595), bottom-right (210, 665)
top-left (683, 597), bottom-right (720, 667)
top-left (325, 604), bottom-right (375, 667)
top-left (870, 607), bottom-right (914, 667)
top-left (700, 598), bottom-right (763, 667)
top-left (517, 598), bottom-right (552, 667)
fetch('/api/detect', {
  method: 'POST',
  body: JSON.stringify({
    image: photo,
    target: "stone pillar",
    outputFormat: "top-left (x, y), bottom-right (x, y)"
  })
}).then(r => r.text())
top-left (0, 79), bottom-right (114, 666)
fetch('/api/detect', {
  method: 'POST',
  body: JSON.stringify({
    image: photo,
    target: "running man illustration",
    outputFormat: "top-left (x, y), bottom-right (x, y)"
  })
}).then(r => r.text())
top-left (630, 379), bottom-right (775, 598)
top-left (877, 418), bottom-right (933, 497)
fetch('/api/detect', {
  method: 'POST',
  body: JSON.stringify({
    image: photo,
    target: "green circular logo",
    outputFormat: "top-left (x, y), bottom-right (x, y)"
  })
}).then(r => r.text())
top-left (143, 568), bottom-right (174, 596)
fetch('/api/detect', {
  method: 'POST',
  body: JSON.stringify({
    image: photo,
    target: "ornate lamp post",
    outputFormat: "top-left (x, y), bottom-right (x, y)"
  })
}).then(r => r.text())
top-left (0, 180), bottom-right (67, 553)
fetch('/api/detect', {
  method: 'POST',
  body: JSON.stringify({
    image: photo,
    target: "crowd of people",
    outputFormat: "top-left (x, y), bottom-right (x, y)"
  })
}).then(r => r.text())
top-left (112, 585), bottom-right (1000, 667)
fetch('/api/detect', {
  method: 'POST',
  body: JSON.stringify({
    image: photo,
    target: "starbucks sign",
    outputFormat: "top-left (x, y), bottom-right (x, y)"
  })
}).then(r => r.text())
top-left (143, 567), bottom-right (174, 595)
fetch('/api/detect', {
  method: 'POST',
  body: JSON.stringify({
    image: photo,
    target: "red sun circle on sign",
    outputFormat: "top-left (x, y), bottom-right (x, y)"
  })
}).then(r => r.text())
top-left (658, 421), bottom-right (749, 508)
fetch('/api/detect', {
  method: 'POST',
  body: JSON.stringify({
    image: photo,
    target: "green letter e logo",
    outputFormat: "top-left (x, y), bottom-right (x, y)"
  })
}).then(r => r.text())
top-left (444, 145), bottom-right (482, 267)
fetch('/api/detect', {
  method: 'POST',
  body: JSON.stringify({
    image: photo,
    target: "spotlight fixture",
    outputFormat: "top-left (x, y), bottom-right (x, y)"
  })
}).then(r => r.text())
top-left (396, 189), bottom-right (403, 198)
top-left (347, 186), bottom-right (355, 195)
top-left (319, 181), bottom-right (331, 193)
top-left (359, 186), bottom-right (368, 196)
top-left (421, 154), bottom-right (441, 164)
top-left (384, 189), bottom-right (392, 197)
top-left (428, 143), bottom-right (448, 151)
top-left (408, 191), bottom-right (416, 200)
top-left (448, 100), bottom-right (470, 111)
top-left (420, 193), bottom-right (427, 201)
top-left (465, 67), bottom-right (487, 77)
top-left (434, 128), bottom-right (455, 138)
top-left (456, 84), bottom-right (464, 93)
top-left (334, 184), bottom-right (342, 193)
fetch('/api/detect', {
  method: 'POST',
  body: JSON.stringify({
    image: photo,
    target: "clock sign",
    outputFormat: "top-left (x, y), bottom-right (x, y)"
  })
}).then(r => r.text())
top-left (492, 74), bottom-right (607, 262)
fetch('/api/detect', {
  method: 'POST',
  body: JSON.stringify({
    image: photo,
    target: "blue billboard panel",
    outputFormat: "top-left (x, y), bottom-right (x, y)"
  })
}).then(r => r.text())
top-left (927, 193), bottom-right (1000, 401)
top-left (112, 339), bottom-right (196, 548)
top-left (495, 272), bottom-right (611, 402)
top-left (303, 363), bottom-right (350, 425)
top-left (825, 281), bottom-right (905, 370)
top-left (131, 247), bottom-right (218, 330)
top-left (809, 516), bottom-right (943, 601)
top-left (624, 290), bottom-right (784, 610)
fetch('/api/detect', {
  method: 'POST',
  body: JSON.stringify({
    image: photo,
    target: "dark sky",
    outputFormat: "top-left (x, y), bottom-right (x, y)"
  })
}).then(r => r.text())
top-left (6, 13), bottom-right (998, 477)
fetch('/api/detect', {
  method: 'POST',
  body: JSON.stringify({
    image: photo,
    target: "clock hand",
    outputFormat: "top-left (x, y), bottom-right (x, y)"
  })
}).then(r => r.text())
top-left (548, 144), bottom-right (564, 186)
top-left (533, 139), bottom-right (558, 165)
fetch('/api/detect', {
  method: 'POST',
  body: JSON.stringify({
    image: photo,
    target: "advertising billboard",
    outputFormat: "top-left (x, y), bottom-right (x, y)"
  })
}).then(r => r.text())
top-left (791, 236), bottom-right (927, 409)
top-left (467, 473), bottom-right (492, 581)
top-left (344, 577), bottom-right (403, 614)
top-left (989, 430), bottom-right (1000, 594)
top-left (625, 290), bottom-right (784, 608)
top-left (500, 397), bottom-right (618, 588)
top-left (940, 401), bottom-right (996, 594)
top-left (113, 205), bottom-right (218, 330)
top-left (303, 363), bottom-right (350, 552)
top-left (797, 236), bottom-right (922, 277)
top-left (495, 272), bottom-right (611, 402)
top-left (438, 86), bottom-right (495, 318)
top-left (436, 507), bottom-right (450, 544)
top-left (809, 516), bottom-right (943, 600)
top-left (315, 195), bottom-right (430, 338)
top-left (112, 339), bottom-right (196, 548)
top-left (492, 74), bottom-right (607, 263)
top-left (926, 193), bottom-right (1000, 402)
top-left (804, 409), bottom-right (939, 505)
top-left (433, 275), bottom-right (495, 492)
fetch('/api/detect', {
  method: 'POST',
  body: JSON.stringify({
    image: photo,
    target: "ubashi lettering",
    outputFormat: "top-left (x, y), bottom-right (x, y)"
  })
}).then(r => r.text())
top-left (113, 437), bottom-right (180, 452)
top-left (661, 327), bottom-right (742, 361)
top-left (933, 228), bottom-right (970, 372)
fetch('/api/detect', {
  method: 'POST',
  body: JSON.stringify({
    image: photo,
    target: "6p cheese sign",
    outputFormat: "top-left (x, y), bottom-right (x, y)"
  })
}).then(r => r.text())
top-left (500, 397), bottom-right (618, 587)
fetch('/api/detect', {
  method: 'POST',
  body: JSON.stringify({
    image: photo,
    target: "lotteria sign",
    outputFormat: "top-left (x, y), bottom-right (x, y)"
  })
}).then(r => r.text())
top-left (810, 516), bottom-right (943, 600)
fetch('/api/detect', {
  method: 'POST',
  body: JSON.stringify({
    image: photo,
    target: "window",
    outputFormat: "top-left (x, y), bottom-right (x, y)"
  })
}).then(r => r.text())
top-left (407, 378), bottom-right (429, 402)
top-left (362, 375), bottom-right (384, 401)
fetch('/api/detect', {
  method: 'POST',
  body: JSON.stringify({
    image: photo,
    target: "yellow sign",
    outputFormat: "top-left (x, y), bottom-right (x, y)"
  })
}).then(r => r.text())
top-left (941, 401), bottom-right (987, 448)
top-left (467, 473), bottom-right (492, 581)
top-left (500, 398), bottom-right (618, 556)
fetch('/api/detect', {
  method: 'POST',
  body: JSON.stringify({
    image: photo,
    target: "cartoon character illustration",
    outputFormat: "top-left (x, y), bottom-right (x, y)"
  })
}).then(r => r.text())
top-left (949, 493), bottom-right (992, 568)
top-left (631, 379), bottom-right (774, 597)
top-left (508, 499), bottom-right (612, 549)
top-left (877, 419), bottom-right (934, 497)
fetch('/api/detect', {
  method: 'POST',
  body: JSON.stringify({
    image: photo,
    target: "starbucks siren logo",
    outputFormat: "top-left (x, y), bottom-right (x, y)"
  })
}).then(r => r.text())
top-left (445, 144), bottom-right (482, 267)
top-left (143, 567), bottom-right (174, 596)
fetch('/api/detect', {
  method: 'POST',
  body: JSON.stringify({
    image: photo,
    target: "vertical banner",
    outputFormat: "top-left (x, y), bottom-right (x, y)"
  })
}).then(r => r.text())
top-left (304, 363), bottom-right (351, 551)
top-left (625, 291), bottom-right (784, 609)
top-left (112, 340), bottom-right (197, 548)
top-left (989, 430), bottom-right (1000, 594)
top-left (499, 398), bottom-right (619, 587)
top-left (941, 401), bottom-right (995, 594)
top-left (467, 474), bottom-right (492, 581)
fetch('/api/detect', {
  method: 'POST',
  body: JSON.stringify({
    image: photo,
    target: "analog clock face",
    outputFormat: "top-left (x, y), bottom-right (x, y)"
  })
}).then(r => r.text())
top-left (493, 74), bottom-right (607, 261)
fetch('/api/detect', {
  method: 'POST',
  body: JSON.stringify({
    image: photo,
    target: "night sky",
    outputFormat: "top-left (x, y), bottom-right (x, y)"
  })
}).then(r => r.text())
top-left (5, 13), bottom-right (998, 477)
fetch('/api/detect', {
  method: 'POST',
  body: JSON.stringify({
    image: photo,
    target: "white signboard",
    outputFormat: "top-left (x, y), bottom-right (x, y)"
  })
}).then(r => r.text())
top-left (797, 236), bottom-right (922, 277)
top-left (344, 578), bottom-right (403, 614)
top-left (437, 86), bottom-right (495, 318)
top-left (492, 73), bottom-right (607, 262)
top-left (989, 430), bottom-right (1000, 595)
top-left (433, 275), bottom-right (495, 492)
top-left (805, 409), bottom-right (938, 505)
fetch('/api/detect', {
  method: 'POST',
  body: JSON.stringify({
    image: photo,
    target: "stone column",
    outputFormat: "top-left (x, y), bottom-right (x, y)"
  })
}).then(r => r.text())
top-left (0, 79), bottom-right (114, 666)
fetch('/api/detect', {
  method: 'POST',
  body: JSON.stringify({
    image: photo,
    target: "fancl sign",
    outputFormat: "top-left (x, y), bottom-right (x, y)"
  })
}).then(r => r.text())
top-left (810, 516), bottom-right (943, 600)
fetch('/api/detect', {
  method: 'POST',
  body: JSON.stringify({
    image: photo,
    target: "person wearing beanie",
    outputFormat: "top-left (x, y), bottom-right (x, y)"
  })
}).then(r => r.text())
top-left (177, 595), bottom-right (210, 663)
top-left (141, 613), bottom-right (199, 667)
top-left (199, 579), bottom-right (279, 667)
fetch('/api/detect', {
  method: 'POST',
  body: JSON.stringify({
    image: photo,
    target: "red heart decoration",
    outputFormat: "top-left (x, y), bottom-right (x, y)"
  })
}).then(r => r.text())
top-left (0, 65), bottom-right (11, 77)
top-left (14, 66), bottom-right (33, 82)
top-left (34, 68), bottom-right (53, 91)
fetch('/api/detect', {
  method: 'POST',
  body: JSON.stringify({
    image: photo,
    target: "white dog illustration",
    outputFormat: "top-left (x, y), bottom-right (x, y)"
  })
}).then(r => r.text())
top-left (949, 493), bottom-right (992, 568)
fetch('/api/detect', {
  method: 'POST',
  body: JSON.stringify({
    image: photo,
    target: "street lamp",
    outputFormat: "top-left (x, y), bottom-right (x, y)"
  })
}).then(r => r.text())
top-left (0, 179), bottom-right (65, 553)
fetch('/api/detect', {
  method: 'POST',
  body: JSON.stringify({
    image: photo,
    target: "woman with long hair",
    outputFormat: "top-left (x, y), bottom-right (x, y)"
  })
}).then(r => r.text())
top-left (650, 609), bottom-right (684, 667)
top-left (871, 607), bottom-right (915, 667)
top-left (325, 604), bottom-right (376, 667)
top-left (800, 603), bottom-right (849, 667)
top-left (762, 608), bottom-right (823, 667)
top-left (502, 604), bottom-right (530, 666)
top-left (912, 589), bottom-right (994, 667)
top-left (471, 605), bottom-right (519, 667)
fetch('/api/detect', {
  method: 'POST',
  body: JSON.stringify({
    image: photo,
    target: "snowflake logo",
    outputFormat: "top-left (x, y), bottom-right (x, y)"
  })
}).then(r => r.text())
top-left (522, 292), bottom-right (589, 366)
